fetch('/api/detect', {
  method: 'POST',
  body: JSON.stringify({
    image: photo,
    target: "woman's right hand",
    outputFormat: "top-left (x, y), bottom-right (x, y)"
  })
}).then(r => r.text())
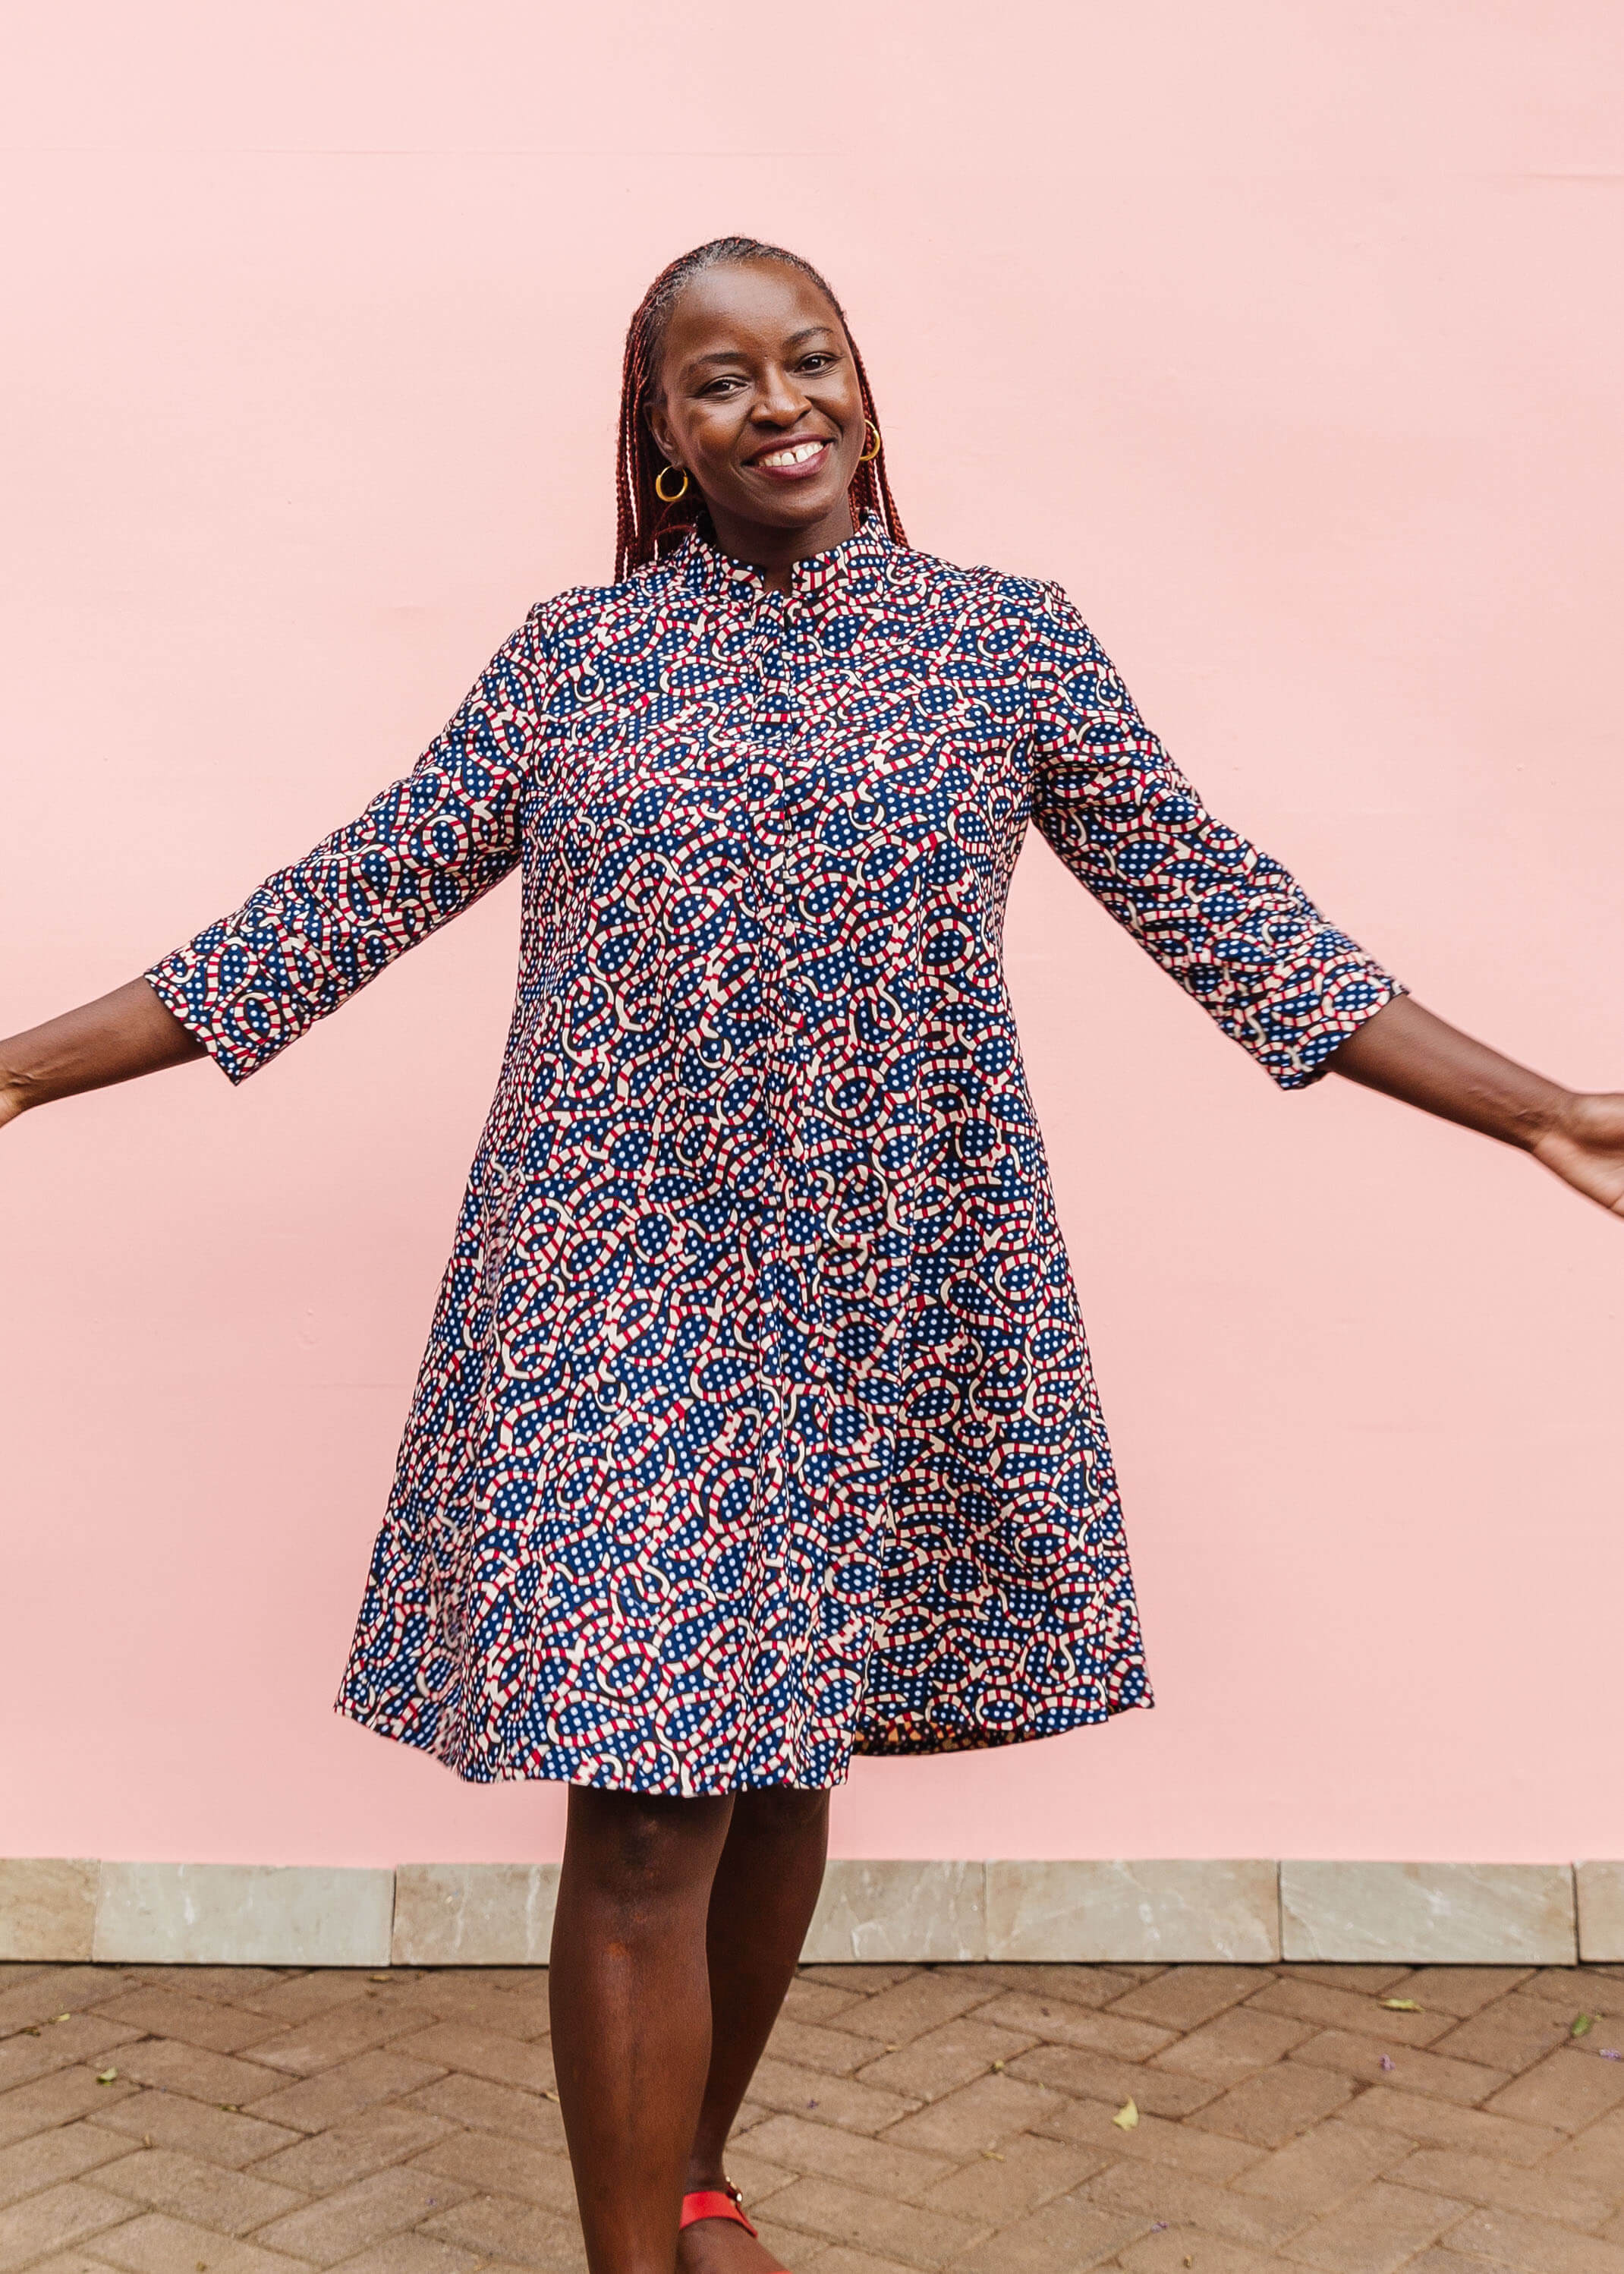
top-left (0, 978), bottom-right (206, 1123)
top-left (1534, 1091), bottom-right (1624, 1217)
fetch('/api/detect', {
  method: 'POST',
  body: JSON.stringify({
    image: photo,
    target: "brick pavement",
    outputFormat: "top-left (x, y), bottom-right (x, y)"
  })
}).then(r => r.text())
top-left (5, 1956), bottom-right (1624, 2272)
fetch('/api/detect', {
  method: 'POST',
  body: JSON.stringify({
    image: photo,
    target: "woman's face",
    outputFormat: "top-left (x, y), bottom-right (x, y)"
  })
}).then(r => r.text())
top-left (645, 260), bottom-right (866, 563)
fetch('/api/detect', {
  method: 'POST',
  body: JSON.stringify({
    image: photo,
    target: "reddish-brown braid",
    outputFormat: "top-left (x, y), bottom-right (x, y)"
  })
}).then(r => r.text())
top-left (614, 236), bottom-right (908, 581)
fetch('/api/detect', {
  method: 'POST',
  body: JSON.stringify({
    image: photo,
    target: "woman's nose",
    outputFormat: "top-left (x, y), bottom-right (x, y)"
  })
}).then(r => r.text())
top-left (755, 367), bottom-right (810, 421)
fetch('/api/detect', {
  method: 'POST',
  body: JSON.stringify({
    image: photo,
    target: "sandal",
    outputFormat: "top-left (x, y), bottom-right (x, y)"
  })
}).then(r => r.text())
top-left (681, 2184), bottom-right (758, 2239)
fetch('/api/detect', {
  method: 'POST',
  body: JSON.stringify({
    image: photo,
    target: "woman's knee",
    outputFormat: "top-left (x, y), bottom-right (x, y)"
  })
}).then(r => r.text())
top-left (562, 1787), bottom-right (733, 1901)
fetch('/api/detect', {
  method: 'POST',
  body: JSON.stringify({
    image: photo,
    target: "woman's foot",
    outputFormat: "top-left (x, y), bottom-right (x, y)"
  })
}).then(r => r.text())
top-left (678, 2190), bottom-right (788, 2274)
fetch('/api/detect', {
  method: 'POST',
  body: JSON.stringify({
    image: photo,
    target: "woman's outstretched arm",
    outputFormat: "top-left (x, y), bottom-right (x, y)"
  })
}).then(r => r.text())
top-left (1021, 585), bottom-right (1623, 1219)
top-left (1, 606), bottom-right (560, 1132)
top-left (0, 980), bottom-right (203, 1129)
top-left (1328, 994), bottom-right (1624, 1217)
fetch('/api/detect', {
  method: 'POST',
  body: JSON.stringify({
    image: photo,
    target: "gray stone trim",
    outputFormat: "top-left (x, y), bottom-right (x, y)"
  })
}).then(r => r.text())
top-left (1576, 1862), bottom-right (1624, 1964)
top-left (5, 1855), bottom-right (1618, 1966)
top-left (986, 1859), bottom-right (1280, 1962)
top-left (91, 1863), bottom-right (395, 1967)
top-left (1280, 1861), bottom-right (1578, 1965)
top-left (804, 1860), bottom-right (987, 1962)
top-left (394, 1863), bottom-right (559, 1966)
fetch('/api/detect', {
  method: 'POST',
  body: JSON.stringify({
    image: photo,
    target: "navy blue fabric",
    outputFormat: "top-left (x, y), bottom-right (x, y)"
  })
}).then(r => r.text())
top-left (149, 522), bottom-right (1400, 1791)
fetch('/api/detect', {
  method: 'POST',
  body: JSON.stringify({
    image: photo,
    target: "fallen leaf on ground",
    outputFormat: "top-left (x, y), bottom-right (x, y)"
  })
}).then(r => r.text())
top-left (52, 2014), bottom-right (70, 2024)
top-left (1113, 2097), bottom-right (1139, 2129)
top-left (1572, 2014), bottom-right (1595, 2037)
top-left (1380, 1998), bottom-right (1422, 2011)
top-left (991, 2059), bottom-right (1006, 2071)
top-left (96, 2070), bottom-right (118, 2084)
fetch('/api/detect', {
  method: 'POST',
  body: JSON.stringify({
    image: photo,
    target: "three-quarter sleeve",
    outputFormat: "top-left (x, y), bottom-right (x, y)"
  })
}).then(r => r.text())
top-left (146, 607), bottom-right (555, 1084)
top-left (1024, 581), bottom-right (1402, 1088)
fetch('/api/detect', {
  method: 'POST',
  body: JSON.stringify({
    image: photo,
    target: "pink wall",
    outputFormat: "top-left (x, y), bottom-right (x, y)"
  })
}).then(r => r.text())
top-left (4, 2), bottom-right (1622, 1872)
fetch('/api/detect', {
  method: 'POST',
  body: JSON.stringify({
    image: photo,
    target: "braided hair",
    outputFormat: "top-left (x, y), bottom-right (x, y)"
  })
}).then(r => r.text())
top-left (615, 236), bottom-right (907, 581)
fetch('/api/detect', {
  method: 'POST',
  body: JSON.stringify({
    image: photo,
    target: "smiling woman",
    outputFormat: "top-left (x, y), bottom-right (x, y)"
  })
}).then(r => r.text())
top-left (2, 235), bottom-right (1622, 2274)
top-left (615, 235), bottom-right (905, 582)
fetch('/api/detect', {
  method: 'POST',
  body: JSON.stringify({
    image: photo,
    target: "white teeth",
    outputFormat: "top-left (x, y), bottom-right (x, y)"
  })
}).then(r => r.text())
top-left (759, 440), bottom-right (825, 468)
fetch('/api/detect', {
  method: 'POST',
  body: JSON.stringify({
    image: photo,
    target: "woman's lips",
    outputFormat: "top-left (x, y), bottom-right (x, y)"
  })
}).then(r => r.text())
top-left (748, 437), bottom-right (832, 480)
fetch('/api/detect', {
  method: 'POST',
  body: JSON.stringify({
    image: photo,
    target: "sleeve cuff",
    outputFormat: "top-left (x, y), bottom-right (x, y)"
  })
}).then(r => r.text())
top-left (144, 953), bottom-right (266, 1087)
top-left (1267, 971), bottom-right (1408, 1091)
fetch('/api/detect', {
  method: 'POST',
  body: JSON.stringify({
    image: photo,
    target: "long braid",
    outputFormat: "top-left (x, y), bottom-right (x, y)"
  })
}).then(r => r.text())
top-left (614, 237), bottom-right (908, 581)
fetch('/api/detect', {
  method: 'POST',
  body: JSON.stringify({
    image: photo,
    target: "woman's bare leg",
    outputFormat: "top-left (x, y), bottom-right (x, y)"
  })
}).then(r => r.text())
top-left (680, 1787), bottom-right (831, 2274)
top-left (549, 1786), bottom-right (735, 2274)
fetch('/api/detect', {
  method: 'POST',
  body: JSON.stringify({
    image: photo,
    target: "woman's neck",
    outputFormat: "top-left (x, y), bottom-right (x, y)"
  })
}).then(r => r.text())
top-left (703, 499), bottom-right (857, 591)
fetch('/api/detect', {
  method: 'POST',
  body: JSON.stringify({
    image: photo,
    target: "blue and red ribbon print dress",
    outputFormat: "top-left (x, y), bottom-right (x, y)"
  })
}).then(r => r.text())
top-left (148, 520), bottom-right (1401, 1794)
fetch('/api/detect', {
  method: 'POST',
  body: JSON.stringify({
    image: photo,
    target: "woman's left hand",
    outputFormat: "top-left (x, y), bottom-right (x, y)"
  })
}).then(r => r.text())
top-left (1533, 1093), bottom-right (1624, 1217)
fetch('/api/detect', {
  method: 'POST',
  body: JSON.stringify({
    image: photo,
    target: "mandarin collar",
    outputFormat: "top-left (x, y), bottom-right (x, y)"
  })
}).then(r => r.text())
top-left (673, 515), bottom-right (895, 629)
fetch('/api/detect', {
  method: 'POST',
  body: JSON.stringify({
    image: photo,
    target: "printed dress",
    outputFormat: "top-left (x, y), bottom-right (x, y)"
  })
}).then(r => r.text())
top-left (148, 520), bottom-right (1401, 1794)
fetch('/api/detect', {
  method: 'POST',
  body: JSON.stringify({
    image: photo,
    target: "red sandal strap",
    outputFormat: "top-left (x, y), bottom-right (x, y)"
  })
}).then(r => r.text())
top-left (681, 2189), bottom-right (758, 2238)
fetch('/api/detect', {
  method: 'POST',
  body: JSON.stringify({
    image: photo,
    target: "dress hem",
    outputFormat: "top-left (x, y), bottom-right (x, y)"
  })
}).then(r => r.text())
top-left (333, 1685), bottom-right (1155, 1794)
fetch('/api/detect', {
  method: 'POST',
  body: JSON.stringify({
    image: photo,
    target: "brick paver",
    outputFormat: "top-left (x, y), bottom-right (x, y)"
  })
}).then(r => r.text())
top-left (5, 1957), bottom-right (1624, 2268)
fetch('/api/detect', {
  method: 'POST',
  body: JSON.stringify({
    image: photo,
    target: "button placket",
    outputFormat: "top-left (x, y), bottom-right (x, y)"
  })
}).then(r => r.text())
top-left (743, 588), bottom-right (806, 1579)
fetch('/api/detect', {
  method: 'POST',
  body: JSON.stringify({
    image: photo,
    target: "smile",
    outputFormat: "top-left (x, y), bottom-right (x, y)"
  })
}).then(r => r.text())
top-left (753, 439), bottom-right (830, 471)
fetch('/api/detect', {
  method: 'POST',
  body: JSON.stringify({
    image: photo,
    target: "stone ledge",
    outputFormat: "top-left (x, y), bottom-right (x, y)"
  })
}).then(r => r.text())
top-left (987, 1858), bottom-right (1280, 1962)
top-left (1280, 1860), bottom-right (1578, 1965)
top-left (0, 1858), bottom-right (99, 1961)
top-left (394, 1862), bottom-right (559, 1966)
top-left (1577, 1861), bottom-right (1624, 1962)
top-left (805, 1860), bottom-right (986, 1961)
top-left (4, 1855), bottom-right (1614, 1965)
top-left (93, 1863), bottom-right (395, 1967)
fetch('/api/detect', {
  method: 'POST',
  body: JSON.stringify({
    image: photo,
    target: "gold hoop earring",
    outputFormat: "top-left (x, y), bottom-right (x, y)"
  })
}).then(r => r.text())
top-left (859, 420), bottom-right (883, 463)
top-left (654, 464), bottom-right (690, 502)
